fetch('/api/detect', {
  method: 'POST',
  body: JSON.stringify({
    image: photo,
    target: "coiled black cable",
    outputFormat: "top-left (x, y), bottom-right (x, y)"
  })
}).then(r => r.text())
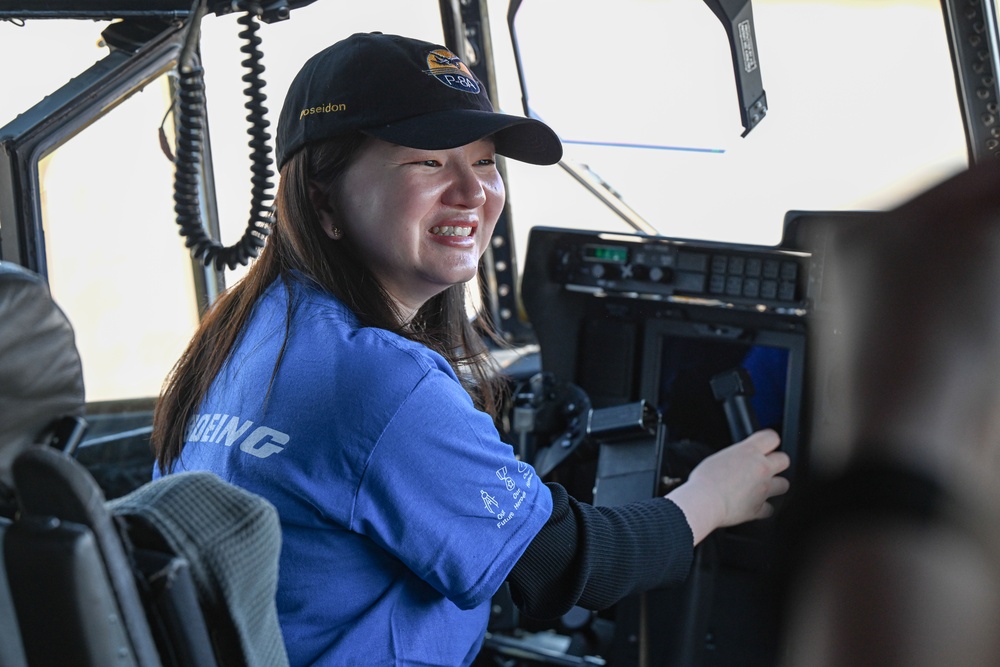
top-left (237, 9), bottom-right (274, 262)
top-left (173, 0), bottom-right (274, 271)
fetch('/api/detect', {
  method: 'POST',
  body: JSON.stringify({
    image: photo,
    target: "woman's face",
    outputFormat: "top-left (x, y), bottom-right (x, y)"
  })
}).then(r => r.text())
top-left (321, 136), bottom-right (505, 317)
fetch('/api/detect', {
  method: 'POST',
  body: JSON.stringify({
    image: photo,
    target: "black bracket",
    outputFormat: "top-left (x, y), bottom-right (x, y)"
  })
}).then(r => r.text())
top-left (702, 0), bottom-right (768, 137)
top-left (941, 0), bottom-right (1000, 164)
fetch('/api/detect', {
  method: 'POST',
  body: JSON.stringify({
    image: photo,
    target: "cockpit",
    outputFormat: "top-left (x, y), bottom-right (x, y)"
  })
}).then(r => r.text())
top-left (2, 1), bottom-right (999, 665)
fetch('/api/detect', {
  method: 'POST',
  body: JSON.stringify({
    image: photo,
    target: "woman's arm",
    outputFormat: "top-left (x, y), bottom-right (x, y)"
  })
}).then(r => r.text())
top-left (507, 429), bottom-right (790, 619)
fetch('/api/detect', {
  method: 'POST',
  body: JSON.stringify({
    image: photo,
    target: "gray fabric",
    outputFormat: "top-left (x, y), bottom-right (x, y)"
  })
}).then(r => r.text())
top-left (109, 472), bottom-right (289, 667)
top-left (0, 262), bottom-right (84, 489)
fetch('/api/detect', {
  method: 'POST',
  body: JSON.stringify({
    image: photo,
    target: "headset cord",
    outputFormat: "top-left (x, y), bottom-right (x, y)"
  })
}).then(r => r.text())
top-left (173, 0), bottom-right (273, 271)
top-left (237, 6), bottom-right (275, 264)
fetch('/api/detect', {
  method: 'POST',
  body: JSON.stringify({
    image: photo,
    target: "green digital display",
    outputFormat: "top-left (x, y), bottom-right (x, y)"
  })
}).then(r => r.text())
top-left (583, 244), bottom-right (628, 264)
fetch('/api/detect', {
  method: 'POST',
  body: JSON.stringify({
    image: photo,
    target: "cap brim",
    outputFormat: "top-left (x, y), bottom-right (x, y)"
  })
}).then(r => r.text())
top-left (363, 109), bottom-right (563, 166)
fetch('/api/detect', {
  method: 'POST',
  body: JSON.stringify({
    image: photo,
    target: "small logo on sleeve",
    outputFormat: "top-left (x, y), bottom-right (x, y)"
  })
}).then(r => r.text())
top-left (481, 490), bottom-right (499, 514)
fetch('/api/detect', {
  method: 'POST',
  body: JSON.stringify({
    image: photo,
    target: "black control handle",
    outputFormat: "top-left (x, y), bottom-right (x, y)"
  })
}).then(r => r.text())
top-left (710, 367), bottom-right (760, 443)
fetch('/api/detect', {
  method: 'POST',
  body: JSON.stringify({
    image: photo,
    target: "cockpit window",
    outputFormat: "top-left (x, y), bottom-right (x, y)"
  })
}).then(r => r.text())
top-left (495, 0), bottom-right (968, 265)
top-left (37, 71), bottom-right (201, 403)
top-left (0, 0), bottom-right (980, 404)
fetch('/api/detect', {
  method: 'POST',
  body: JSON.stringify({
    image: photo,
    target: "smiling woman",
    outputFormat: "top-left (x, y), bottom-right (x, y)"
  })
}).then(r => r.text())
top-left (148, 31), bottom-right (559, 665)
top-left (147, 29), bottom-right (791, 667)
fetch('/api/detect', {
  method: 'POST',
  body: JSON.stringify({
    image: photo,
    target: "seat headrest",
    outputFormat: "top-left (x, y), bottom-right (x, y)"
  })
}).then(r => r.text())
top-left (0, 262), bottom-right (84, 489)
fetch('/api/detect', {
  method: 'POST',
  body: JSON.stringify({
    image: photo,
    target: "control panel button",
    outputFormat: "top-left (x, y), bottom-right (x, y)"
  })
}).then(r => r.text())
top-left (725, 276), bottom-right (743, 296)
top-left (779, 281), bottom-right (797, 301)
top-left (648, 266), bottom-right (666, 282)
top-left (780, 261), bottom-right (798, 281)
top-left (675, 271), bottom-right (707, 293)
top-left (677, 252), bottom-right (709, 272)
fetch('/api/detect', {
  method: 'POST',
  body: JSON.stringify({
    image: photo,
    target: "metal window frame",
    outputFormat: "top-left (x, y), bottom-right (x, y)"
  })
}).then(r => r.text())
top-left (0, 16), bottom-right (223, 305)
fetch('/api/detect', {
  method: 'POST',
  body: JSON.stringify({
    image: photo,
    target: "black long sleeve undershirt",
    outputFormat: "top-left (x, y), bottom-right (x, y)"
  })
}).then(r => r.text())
top-left (506, 482), bottom-right (694, 621)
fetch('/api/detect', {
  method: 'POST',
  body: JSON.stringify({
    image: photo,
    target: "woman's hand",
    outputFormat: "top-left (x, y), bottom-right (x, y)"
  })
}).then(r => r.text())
top-left (666, 429), bottom-right (790, 546)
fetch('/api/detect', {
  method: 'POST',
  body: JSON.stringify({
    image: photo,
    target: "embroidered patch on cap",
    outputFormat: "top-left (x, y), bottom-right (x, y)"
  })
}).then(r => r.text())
top-left (424, 48), bottom-right (481, 94)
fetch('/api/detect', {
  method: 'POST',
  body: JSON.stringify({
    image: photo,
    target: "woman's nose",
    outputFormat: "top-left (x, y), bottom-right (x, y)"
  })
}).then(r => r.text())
top-left (442, 164), bottom-right (488, 208)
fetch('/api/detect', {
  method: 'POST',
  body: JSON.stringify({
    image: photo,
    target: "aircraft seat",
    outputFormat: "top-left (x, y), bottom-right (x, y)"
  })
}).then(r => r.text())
top-left (0, 260), bottom-right (85, 512)
top-left (0, 260), bottom-right (288, 667)
top-left (0, 260), bottom-right (84, 667)
top-left (0, 516), bottom-right (27, 667)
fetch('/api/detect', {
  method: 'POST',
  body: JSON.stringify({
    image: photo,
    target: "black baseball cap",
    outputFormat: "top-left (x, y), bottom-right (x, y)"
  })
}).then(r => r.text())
top-left (275, 32), bottom-right (563, 169)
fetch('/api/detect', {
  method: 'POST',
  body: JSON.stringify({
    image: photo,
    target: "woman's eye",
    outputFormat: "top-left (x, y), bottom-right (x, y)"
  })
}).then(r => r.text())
top-left (477, 158), bottom-right (496, 166)
top-left (418, 159), bottom-right (441, 167)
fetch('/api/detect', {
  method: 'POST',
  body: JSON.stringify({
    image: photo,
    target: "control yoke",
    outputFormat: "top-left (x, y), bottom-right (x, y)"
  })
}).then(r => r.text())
top-left (710, 366), bottom-right (760, 443)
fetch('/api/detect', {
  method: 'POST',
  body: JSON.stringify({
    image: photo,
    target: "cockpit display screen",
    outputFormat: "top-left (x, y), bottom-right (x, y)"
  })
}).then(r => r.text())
top-left (583, 243), bottom-right (628, 264)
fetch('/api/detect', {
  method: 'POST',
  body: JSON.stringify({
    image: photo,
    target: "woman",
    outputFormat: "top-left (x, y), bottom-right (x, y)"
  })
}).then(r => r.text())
top-left (152, 32), bottom-right (790, 666)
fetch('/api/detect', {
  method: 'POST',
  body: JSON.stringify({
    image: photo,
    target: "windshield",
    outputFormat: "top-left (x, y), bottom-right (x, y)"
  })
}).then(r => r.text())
top-left (0, 0), bottom-right (977, 403)
top-left (493, 0), bottom-right (968, 263)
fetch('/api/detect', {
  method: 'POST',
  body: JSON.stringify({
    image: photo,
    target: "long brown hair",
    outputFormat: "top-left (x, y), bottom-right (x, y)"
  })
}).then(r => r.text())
top-left (152, 134), bottom-right (509, 473)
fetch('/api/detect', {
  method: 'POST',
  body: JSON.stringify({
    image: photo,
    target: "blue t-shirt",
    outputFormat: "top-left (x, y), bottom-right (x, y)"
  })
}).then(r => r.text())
top-left (158, 275), bottom-right (553, 666)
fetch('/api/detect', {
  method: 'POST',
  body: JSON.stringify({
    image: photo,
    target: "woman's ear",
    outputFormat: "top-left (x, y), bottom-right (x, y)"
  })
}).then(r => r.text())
top-left (309, 181), bottom-right (342, 240)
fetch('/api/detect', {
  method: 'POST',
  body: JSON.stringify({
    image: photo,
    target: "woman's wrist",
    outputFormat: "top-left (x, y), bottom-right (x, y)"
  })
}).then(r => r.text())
top-left (664, 479), bottom-right (723, 547)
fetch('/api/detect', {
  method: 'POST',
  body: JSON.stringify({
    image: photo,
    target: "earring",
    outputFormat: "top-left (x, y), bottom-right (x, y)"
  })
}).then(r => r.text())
top-left (330, 227), bottom-right (344, 240)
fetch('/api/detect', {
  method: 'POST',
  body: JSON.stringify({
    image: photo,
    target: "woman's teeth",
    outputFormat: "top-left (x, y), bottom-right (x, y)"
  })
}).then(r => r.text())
top-left (431, 226), bottom-right (472, 237)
